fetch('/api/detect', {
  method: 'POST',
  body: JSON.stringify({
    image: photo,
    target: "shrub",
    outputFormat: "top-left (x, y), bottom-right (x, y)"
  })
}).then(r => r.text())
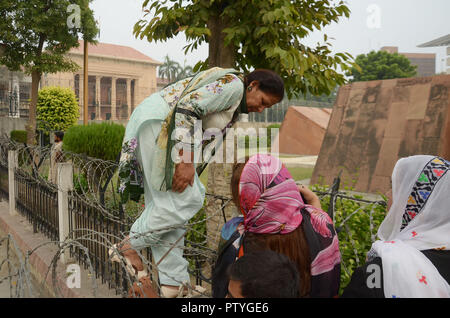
top-left (63, 122), bottom-right (125, 161)
top-left (73, 173), bottom-right (89, 194)
top-left (37, 86), bottom-right (79, 132)
top-left (311, 184), bottom-right (387, 295)
top-left (185, 200), bottom-right (208, 268)
top-left (10, 130), bottom-right (28, 144)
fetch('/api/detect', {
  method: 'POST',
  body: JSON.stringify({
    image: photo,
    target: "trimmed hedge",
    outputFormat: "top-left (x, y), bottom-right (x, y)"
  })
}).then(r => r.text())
top-left (10, 130), bottom-right (28, 143)
top-left (37, 86), bottom-right (79, 132)
top-left (63, 122), bottom-right (125, 161)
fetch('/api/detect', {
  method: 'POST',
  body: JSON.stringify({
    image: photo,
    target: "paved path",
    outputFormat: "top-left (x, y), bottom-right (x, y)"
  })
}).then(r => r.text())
top-left (279, 155), bottom-right (317, 166)
top-left (0, 199), bottom-right (120, 298)
top-left (0, 226), bottom-right (50, 297)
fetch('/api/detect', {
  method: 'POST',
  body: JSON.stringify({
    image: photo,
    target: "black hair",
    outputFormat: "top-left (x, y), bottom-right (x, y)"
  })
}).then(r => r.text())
top-left (245, 69), bottom-right (284, 101)
top-left (227, 250), bottom-right (300, 298)
top-left (54, 131), bottom-right (64, 140)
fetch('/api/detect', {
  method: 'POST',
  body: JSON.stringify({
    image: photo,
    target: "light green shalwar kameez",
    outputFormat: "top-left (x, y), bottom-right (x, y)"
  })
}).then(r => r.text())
top-left (123, 68), bottom-right (245, 285)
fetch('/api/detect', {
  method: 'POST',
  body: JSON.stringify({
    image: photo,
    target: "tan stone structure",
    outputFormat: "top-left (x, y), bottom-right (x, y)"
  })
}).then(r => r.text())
top-left (311, 74), bottom-right (450, 195)
top-left (43, 41), bottom-right (161, 121)
top-left (272, 106), bottom-right (332, 155)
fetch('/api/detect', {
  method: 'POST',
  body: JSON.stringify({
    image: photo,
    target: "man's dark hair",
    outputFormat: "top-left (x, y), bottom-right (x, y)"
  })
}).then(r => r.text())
top-left (227, 250), bottom-right (300, 298)
top-left (54, 131), bottom-right (64, 140)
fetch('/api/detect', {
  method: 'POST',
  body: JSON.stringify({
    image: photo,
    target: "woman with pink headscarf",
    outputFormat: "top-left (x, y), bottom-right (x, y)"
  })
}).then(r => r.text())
top-left (212, 154), bottom-right (341, 298)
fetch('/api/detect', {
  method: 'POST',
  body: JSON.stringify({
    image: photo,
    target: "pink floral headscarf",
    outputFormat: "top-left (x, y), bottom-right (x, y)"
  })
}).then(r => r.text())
top-left (239, 154), bottom-right (303, 234)
top-left (239, 154), bottom-right (342, 297)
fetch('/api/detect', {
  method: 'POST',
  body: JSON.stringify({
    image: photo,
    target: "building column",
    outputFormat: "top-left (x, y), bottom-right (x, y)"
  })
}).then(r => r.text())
top-left (126, 78), bottom-right (132, 119)
top-left (134, 78), bottom-right (140, 110)
top-left (111, 76), bottom-right (117, 121)
top-left (96, 76), bottom-right (102, 120)
top-left (78, 74), bottom-right (84, 120)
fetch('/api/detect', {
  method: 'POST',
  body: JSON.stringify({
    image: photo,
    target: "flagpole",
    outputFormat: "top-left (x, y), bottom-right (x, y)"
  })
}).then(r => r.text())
top-left (83, 38), bottom-right (88, 125)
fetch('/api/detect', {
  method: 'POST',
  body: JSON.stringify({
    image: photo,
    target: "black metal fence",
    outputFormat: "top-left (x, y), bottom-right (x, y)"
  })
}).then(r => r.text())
top-left (67, 194), bottom-right (155, 295)
top-left (1, 137), bottom-right (388, 297)
top-left (14, 168), bottom-right (59, 242)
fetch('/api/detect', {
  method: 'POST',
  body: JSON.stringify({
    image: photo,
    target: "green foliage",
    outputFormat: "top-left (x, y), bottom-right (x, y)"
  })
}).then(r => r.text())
top-left (63, 122), bottom-right (125, 161)
top-left (0, 0), bottom-right (98, 74)
top-left (37, 87), bottom-right (79, 132)
top-left (73, 173), bottom-right (89, 194)
top-left (158, 55), bottom-right (195, 83)
top-left (348, 50), bottom-right (417, 82)
top-left (177, 65), bottom-right (194, 80)
top-left (134, 0), bottom-right (357, 98)
top-left (185, 200), bottom-right (208, 268)
top-left (0, 0), bottom-right (99, 145)
top-left (311, 184), bottom-right (387, 295)
top-left (186, 202), bottom-right (207, 249)
top-left (158, 55), bottom-right (181, 82)
top-left (10, 130), bottom-right (28, 144)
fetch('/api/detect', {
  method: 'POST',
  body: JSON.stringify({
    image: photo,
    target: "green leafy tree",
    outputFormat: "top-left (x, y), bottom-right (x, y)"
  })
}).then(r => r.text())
top-left (0, 0), bottom-right (98, 145)
top-left (37, 87), bottom-right (79, 133)
top-left (158, 55), bottom-right (181, 82)
top-left (176, 64), bottom-right (194, 81)
top-left (348, 50), bottom-right (417, 82)
top-left (134, 0), bottom-right (357, 98)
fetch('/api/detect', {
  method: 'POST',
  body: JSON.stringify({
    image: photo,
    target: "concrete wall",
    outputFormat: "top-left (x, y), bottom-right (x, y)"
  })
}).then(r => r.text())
top-left (0, 117), bottom-right (27, 137)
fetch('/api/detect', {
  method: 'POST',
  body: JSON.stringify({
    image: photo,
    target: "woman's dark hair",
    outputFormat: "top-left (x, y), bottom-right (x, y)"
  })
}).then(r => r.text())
top-left (242, 226), bottom-right (311, 298)
top-left (230, 158), bottom-right (311, 297)
top-left (227, 250), bottom-right (300, 298)
top-left (244, 69), bottom-right (284, 101)
top-left (231, 161), bottom-right (247, 208)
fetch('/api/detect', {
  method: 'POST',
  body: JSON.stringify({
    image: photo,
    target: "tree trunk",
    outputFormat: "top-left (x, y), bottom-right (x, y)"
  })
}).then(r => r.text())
top-left (26, 33), bottom-right (45, 146)
top-left (207, 14), bottom-right (236, 69)
top-left (26, 70), bottom-right (41, 145)
top-left (205, 13), bottom-right (239, 252)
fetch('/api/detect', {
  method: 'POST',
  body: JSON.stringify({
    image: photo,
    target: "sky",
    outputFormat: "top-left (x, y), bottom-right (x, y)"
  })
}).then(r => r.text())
top-left (90, 0), bottom-right (450, 73)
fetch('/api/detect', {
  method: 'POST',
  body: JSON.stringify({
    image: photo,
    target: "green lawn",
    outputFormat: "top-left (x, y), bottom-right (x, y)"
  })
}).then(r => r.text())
top-left (286, 166), bottom-right (315, 181)
top-left (198, 165), bottom-right (314, 191)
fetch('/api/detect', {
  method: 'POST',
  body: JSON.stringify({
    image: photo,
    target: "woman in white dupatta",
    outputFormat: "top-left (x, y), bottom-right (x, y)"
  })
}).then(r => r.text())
top-left (343, 155), bottom-right (450, 298)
